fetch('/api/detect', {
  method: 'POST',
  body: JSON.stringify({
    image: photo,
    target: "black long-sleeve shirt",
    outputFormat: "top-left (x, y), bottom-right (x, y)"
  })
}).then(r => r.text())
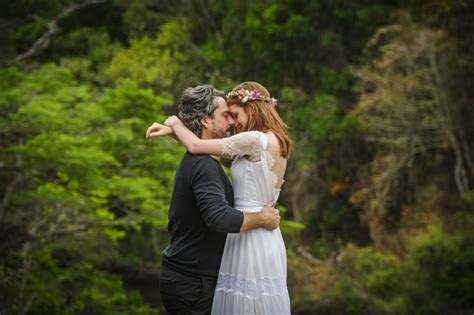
top-left (162, 152), bottom-right (244, 280)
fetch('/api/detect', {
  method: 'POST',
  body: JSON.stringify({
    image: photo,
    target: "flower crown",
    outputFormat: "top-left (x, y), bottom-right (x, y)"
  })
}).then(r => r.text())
top-left (226, 89), bottom-right (278, 106)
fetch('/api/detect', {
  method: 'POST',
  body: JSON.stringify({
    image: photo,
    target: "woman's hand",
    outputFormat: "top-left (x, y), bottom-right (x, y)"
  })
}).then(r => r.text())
top-left (146, 122), bottom-right (173, 141)
top-left (164, 115), bottom-right (183, 128)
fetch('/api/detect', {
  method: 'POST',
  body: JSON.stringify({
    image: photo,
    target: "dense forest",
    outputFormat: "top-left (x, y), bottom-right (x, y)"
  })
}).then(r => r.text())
top-left (1, 0), bottom-right (473, 314)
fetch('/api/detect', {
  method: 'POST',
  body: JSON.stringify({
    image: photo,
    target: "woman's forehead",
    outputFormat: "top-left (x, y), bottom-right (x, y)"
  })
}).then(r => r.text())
top-left (228, 104), bottom-right (243, 112)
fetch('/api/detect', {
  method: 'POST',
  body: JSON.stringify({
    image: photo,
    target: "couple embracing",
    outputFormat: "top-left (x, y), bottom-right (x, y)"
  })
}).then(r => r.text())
top-left (146, 81), bottom-right (291, 314)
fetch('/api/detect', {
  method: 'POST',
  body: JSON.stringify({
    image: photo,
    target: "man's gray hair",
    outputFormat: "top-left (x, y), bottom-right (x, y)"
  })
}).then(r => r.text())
top-left (178, 85), bottom-right (226, 137)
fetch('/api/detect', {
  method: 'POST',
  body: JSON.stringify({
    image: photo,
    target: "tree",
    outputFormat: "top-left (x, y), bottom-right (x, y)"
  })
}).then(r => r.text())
top-left (351, 14), bottom-right (473, 246)
top-left (0, 64), bottom-right (180, 314)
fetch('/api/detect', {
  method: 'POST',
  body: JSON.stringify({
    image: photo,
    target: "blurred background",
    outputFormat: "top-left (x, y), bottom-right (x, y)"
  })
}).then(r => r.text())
top-left (1, 0), bottom-right (473, 314)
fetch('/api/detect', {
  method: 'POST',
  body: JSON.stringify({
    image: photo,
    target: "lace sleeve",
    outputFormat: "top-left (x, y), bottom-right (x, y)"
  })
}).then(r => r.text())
top-left (221, 131), bottom-right (262, 161)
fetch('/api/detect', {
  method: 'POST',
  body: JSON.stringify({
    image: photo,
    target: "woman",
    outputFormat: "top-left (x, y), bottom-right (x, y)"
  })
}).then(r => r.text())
top-left (150, 81), bottom-right (291, 314)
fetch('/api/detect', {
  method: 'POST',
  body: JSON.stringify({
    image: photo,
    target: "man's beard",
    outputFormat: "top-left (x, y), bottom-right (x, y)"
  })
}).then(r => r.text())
top-left (210, 121), bottom-right (228, 139)
top-left (210, 121), bottom-right (239, 139)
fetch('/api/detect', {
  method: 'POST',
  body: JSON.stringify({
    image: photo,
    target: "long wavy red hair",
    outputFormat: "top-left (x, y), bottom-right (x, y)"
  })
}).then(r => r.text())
top-left (227, 81), bottom-right (291, 158)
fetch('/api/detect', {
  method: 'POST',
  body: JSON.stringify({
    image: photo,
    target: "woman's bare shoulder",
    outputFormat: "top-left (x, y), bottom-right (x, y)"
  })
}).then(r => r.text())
top-left (264, 131), bottom-right (280, 151)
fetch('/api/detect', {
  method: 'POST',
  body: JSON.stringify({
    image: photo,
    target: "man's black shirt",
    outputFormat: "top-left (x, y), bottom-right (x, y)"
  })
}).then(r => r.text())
top-left (162, 152), bottom-right (244, 280)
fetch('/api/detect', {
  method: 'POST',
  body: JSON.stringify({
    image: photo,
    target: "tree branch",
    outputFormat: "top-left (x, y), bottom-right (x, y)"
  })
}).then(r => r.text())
top-left (27, 216), bottom-right (141, 241)
top-left (428, 46), bottom-right (471, 197)
top-left (0, 153), bottom-right (22, 221)
top-left (7, 0), bottom-right (106, 65)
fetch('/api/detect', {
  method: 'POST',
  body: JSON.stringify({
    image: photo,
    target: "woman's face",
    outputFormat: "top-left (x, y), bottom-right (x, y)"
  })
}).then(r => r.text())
top-left (228, 104), bottom-right (248, 132)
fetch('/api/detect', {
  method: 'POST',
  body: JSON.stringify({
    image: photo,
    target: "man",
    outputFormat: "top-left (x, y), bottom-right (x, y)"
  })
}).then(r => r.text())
top-left (146, 85), bottom-right (280, 314)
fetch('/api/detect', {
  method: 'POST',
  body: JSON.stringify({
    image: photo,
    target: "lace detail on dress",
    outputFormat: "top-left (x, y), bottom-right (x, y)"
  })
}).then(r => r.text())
top-left (222, 131), bottom-right (261, 161)
top-left (266, 153), bottom-right (278, 187)
top-left (215, 272), bottom-right (289, 299)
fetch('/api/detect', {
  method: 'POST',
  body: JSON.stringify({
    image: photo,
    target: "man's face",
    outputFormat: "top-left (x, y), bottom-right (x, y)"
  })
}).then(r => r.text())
top-left (206, 97), bottom-right (236, 138)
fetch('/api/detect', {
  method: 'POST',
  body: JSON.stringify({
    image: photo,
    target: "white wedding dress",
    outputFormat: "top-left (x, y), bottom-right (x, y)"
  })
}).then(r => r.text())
top-left (211, 131), bottom-right (291, 314)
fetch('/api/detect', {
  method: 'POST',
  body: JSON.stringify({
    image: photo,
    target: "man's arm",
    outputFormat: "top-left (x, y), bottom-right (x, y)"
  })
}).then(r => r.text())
top-left (191, 158), bottom-right (279, 233)
top-left (240, 203), bottom-right (280, 232)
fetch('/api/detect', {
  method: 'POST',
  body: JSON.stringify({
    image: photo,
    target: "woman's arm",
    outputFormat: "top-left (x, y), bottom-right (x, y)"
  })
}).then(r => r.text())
top-left (165, 115), bottom-right (262, 160)
top-left (165, 116), bottom-right (224, 156)
top-left (145, 122), bottom-right (174, 141)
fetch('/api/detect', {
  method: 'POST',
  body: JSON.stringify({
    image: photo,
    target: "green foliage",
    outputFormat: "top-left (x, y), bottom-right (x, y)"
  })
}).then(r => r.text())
top-left (327, 218), bottom-right (474, 315)
top-left (106, 20), bottom-right (190, 90)
top-left (119, 0), bottom-right (168, 39)
top-left (403, 219), bottom-right (474, 314)
top-left (1, 245), bottom-right (157, 315)
top-left (0, 63), bottom-right (180, 313)
top-left (463, 190), bottom-right (474, 206)
top-left (284, 90), bottom-right (367, 177)
top-left (328, 244), bottom-right (404, 315)
top-left (278, 204), bottom-right (305, 236)
top-left (62, 264), bottom-right (155, 315)
top-left (1, 0), bottom-right (473, 313)
top-left (59, 29), bottom-right (122, 84)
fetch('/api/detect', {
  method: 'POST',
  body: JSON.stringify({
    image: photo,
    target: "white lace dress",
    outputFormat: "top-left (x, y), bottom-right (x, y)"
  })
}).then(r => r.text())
top-left (211, 131), bottom-right (291, 314)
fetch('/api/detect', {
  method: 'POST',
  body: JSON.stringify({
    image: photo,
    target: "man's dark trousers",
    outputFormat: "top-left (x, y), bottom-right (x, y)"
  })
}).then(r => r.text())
top-left (160, 264), bottom-right (217, 314)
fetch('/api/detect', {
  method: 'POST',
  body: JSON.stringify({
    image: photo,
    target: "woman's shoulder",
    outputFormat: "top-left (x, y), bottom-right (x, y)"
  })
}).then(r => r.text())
top-left (263, 131), bottom-right (280, 149)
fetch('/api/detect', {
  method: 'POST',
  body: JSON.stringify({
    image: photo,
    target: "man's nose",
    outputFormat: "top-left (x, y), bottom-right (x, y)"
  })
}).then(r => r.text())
top-left (227, 115), bottom-right (236, 125)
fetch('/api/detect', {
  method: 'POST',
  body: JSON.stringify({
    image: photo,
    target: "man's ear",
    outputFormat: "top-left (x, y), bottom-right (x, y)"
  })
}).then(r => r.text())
top-left (200, 117), bottom-right (209, 129)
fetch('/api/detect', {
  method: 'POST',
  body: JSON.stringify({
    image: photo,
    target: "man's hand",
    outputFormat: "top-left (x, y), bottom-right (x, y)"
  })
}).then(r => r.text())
top-left (260, 201), bottom-right (280, 231)
top-left (146, 122), bottom-right (173, 141)
top-left (239, 201), bottom-right (281, 232)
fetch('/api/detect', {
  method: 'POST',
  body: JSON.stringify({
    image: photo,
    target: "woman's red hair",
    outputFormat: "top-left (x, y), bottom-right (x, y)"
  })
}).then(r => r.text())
top-left (227, 81), bottom-right (291, 158)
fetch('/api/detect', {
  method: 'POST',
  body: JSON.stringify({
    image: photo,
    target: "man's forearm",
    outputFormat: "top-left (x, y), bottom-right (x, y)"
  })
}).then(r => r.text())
top-left (240, 212), bottom-right (263, 232)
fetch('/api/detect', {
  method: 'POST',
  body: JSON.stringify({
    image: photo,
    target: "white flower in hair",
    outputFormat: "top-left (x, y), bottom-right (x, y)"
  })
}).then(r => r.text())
top-left (226, 88), bottom-right (278, 107)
